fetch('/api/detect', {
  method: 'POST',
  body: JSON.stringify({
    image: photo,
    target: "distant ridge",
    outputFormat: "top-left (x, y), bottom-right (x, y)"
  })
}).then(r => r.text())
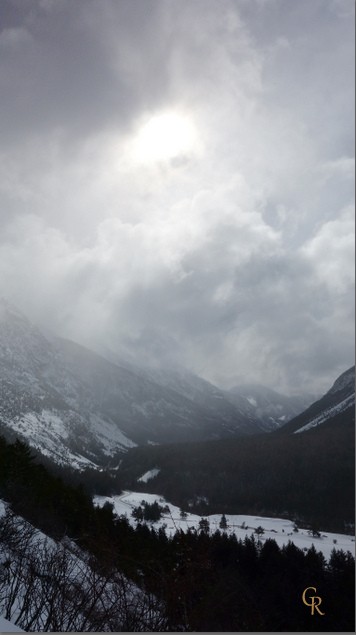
top-left (276, 366), bottom-right (355, 435)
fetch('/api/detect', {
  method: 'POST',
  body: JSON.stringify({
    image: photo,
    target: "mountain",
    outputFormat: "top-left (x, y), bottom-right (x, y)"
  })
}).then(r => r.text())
top-left (0, 300), bottom-right (135, 469)
top-left (121, 364), bottom-right (262, 432)
top-left (2, 298), bottom-right (351, 475)
top-left (57, 338), bottom-right (259, 442)
top-left (224, 383), bottom-right (316, 431)
top-left (0, 300), bottom-right (259, 469)
top-left (103, 361), bottom-right (311, 434)
top-left (117, 366), bottom-right (355, 532)
top-left (277, 365), bottom-right (355, 435)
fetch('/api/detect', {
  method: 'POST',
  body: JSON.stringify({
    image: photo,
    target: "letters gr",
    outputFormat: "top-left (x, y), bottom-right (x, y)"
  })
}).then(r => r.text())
top-left (302, 587), bottom-right (325, 616)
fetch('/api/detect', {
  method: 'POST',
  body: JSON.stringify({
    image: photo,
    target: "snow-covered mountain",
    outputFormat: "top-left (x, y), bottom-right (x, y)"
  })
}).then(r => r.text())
top-left (224, 383), bottom-right (315, 431)
top-left (124, 365), bottom-right (262, 433)
top-left (278, 365), bottom-right (355, 435)
top-left (2, 299), bottom-right (347, 470)
top-left (106, 362), bottom-right (311, 434)
top-left (0, 300), bottom-right (259, 469)
top-left (0, 300), bottom-right (136, 469)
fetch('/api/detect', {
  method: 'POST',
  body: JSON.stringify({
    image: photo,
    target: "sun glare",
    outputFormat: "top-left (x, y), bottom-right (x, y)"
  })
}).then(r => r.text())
top-left (132, 112), bottom-right (197, 163)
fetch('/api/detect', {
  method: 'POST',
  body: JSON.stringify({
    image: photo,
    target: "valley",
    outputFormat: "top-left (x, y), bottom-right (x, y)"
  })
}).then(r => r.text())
top-left (1, 0), bottom-right (354, 630)
top-left (0, 299), bottom-right (316, 467)
top-left (0, 302), bottom-right (354, 631)
top-left (94, 489), bottom-right (355, 560)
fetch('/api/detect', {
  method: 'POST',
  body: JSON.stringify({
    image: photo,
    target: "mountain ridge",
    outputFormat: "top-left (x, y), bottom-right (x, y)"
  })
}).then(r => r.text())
top-left (224, 383), bottom-right (316, 431)
top-left (276, 365), bottom-right (355, 435)
top-left (1, 299), bottom-right (349, 473)
top-left (117, 364), bottom-right (355, 532)
top-left (0, 302), bottom-right (261, 468)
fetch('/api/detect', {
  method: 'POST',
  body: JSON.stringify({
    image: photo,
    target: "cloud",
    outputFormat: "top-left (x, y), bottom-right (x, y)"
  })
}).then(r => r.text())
top-left (302, 205), bottom-right (355, 295)
top-left (329, 0), bottom-right (355, 18)
top-left (0, 0), bottom-right (354, 394)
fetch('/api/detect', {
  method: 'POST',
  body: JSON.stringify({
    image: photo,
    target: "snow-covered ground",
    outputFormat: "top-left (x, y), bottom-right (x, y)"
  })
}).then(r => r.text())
top-left (94, 490), bottom-right (355, 560)
top-left (0, 499), bottom-right (164, 632)
top-left (0, 616), bottom-right (24, 633)
top-left (294, 393), bottom-right (355, 433)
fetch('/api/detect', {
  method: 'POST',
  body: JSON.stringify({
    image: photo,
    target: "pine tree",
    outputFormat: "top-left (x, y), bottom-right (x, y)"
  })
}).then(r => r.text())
top-left (198, 518), bottom-right (210, 534)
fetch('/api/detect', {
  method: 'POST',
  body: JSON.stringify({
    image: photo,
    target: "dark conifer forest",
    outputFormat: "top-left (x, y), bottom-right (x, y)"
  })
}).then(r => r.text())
top-left (115, 407), bottom-right (355, 533)
top-left (0, 435), bottom-right (354, 631)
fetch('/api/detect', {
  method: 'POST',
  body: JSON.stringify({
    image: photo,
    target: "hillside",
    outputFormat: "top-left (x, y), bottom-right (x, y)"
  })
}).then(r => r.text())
top-left (0, 301), bottom-right (317, 471)
top-left (0, 300), bottom-right (262, 469)
top-left (0, 435), bottom-right (354, 632)
top-left (276, 366), bottom-right (355, 435)
top-left (225, 383), bottom-right (316, 431)
top-left (117, 367), bottom-right (355, 533)
top-left (116, 364), bottom-right (311, 433)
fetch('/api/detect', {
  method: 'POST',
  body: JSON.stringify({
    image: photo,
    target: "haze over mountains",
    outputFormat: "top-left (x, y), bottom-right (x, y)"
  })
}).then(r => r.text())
top-left (113, 363), bottom-right (316, 432)
top-left (0, 299), bottom-right (353, 475)
top-left (0, 299), bottom-right (320, 470)
top-left (225, 384), bottom-right (316, 431)
top-left (0, 298), bottom-right (354, 630)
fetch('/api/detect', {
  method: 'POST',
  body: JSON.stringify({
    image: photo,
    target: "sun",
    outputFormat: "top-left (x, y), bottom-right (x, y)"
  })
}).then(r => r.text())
top-left (132, 112), bottom-right (197, 164)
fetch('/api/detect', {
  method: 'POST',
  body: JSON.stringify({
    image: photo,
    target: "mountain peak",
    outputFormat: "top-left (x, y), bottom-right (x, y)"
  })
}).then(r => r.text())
top-left (277, 365), bottom-right (355, 436)
top-left (327, 365), bottom-right (355, 396)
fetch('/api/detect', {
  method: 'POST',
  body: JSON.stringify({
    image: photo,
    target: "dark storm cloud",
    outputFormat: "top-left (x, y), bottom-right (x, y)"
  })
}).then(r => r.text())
top-left (0, 0), bottom-right (173, 144)
top-left (0, 0), bottom-right (354, 394)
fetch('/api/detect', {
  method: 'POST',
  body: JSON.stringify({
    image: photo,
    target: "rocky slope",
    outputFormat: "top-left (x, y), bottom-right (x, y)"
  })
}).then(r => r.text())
top-left (277, 365), bottom-right (355, 435)
top-left (224, 383), bottom-right (316, 431)
top-left (0, 300), bottom-right (259, 468)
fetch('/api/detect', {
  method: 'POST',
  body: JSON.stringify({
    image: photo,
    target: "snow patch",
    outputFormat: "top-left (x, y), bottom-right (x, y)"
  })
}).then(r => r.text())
top-left (294, 393), bottom-right (355, 433)
top-left (246, 396), bottom-right (257, 407)
top-left (138, 468), bottom-right (160, 483)
top-left (0, 616), bottom-right (24, 632)
top-left (89, 414), bottom-right (137, 453)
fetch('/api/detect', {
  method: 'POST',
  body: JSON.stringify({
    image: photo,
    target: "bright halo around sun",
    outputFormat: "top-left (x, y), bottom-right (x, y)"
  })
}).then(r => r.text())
top-left (132, 112), bottom-right (198, 164)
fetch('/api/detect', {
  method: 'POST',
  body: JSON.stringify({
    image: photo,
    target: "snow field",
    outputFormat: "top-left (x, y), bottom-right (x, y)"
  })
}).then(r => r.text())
top-left (94, 490), bottom-right (355, 560)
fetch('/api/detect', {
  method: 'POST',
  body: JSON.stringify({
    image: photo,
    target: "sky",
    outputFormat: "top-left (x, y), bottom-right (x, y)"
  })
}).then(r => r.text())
top-left (0, 0), bottom-right (354, 395)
